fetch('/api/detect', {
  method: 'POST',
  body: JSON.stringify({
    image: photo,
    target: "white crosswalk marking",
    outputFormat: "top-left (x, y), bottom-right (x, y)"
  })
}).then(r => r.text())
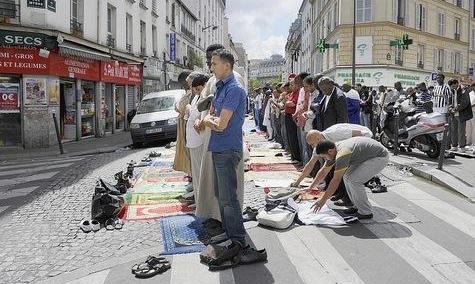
top-left (0, 157), bottom-right (84, 171)
top-left (0, 171), bottom-right (59, 187)
top-left (364, 200), bottom-right (475, 284)
top-left (277, 226), bottom-right (365, 284)
top-left (0, 163), bottom-right (73, 177)
top-left (0, 186), bottom-right (38, 199)
top-left (66, 269), bottom-right (110, 284)
top-left (390, 183), bottom-right (475, 238)
top-left (170, 253), bottom-right (235, 284)
top-left (0, 206), bottom-right (9, 214)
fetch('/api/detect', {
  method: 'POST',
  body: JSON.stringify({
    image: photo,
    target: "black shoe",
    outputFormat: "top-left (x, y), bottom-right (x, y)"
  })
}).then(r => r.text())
top-left (371, 185), bottom-right (387, 193)
top-left (343, 208), bottom-right (358, 214)
top-left (330, 195), bottom-right (341, 201)
top-left (356, 213), bottom-right (373, 220)
top-left (334, 200), bottom-right (354, 207)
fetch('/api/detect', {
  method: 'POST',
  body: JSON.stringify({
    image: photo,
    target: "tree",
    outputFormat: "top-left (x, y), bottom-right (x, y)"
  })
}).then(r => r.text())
top-left (249, 78), bottom-right (261, 92)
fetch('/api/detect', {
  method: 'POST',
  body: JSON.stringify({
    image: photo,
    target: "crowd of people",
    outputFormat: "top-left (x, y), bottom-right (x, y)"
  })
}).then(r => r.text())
top-left (251, 72), bottom-right (475, 159)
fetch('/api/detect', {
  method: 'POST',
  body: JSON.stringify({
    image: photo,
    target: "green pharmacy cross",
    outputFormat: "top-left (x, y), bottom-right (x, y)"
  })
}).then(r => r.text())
top-left (390, 34), bottom-right (413, 50)
top-left (316, 39), bottom-right (339, 54)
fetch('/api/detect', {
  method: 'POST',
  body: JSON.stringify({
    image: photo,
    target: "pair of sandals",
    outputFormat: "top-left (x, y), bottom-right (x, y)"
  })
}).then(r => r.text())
top-left (131, 256), bottom-right (170, 278)
top-left (105, 218), bottom-right (124, 230)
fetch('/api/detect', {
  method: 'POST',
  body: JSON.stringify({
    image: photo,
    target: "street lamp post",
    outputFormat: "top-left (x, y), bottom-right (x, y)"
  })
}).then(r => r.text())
top-left (352, 0), bottom-right (357, 86)
top-left (202, 25), bottom-right (218, 31)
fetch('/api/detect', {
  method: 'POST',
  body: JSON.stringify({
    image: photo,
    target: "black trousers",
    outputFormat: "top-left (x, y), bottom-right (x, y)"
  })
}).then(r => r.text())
top-left (325, 166), bottom-right (351, 204)
top-left (285, 113), bottom-right (301, 161)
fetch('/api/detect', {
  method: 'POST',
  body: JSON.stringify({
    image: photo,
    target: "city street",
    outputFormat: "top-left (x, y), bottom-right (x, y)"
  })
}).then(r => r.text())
top-left (0, 119), bottom-right (474, 284)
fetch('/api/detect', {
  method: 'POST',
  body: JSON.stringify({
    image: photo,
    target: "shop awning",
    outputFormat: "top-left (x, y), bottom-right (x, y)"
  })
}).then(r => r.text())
top-left (59, 42), bottom-right (111, 61)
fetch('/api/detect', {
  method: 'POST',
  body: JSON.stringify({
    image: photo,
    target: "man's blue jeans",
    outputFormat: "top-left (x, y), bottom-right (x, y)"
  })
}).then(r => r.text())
top-left (212, 150), bottom-right (246, 245)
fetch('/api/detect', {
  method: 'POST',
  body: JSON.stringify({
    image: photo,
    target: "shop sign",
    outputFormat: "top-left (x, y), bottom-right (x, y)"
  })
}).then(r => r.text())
top-left (0, 46), bottom-right (49, 75)
top-left (101, 61), bottom-right (142, 85)
top-left (47, 0), bottom-right (56, 12)
top-left (334, 68), bottom-right (431, 87)
top-left (0, 30), bottom-right (57, 49)
top-left (50, 56), bottom-right (101, 81)
top-left (0, 83), bottom-right (20, 110)
top-left (24, 77), bottom-right (47, 105)
top-left (355, 36), bottom-right (373, 65)
top-left (27, 0), bottom-right (45, 8)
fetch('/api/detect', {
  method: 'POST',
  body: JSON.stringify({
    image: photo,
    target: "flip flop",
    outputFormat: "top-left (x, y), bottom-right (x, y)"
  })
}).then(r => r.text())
top-left (134, 262), bottom-right (171, 278)
top-left (131, 256), bottom-right (168, 274)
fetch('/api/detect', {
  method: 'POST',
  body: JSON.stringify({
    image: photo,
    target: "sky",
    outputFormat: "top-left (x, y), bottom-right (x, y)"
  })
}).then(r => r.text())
top-left (226, 0), bottom-right (301, 60)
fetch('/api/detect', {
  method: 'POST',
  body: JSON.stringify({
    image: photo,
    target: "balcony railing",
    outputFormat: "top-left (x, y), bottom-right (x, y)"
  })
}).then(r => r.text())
top-left (181, 25), bottom-right (196, 42)
top-left (126, 0), bottom-right (136, 3)
top-left (397, 17), bottom-right (405, 26)
top-left (455, 33), bottom-right (461, 41)
top-left (395, 59), bottom-right (403, 66)
top-left (417, 61), bottom-right (424, 69)
top-left (0, 1), bottom-right (20, 24)
top-left (70, 19), bottom-right (83, 37)
top-left (107, 34), bottom-right (116, 48)
top-left (126, 43), bottom-right (132, 53)
top-left (141, 47), bottom-right (146, 56)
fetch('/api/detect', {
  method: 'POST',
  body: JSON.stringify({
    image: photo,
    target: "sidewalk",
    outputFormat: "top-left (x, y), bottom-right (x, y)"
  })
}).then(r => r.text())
top-left (389, 151), bottom-right (475, 202)
top-left (0, 131), bottom-right (132, 162)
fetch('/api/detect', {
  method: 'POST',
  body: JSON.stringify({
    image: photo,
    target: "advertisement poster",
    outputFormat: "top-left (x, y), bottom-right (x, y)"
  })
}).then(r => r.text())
top-left (170, 32), bottom-right (176, 62)
top-left (0, 83), bottom-right (20, 111)
top-left (47, 0), bottom-right (56, 12)
top-left (24, 77), bottom-right (47, 105)
top-left (47, 78), bottom-right (60, 105)
top-left (355, 36), bottom-right (373, 65)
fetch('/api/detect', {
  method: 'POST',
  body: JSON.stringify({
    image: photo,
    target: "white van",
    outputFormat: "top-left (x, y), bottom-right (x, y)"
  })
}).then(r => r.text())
top-left (130, 90), bottom-right (185, 147)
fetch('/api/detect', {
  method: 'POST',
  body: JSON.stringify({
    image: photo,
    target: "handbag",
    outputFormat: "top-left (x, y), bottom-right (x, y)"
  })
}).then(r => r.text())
top-left (91, 184), bottom-right (124, 222)
top-left (256, 204), bottom-right (296, 230)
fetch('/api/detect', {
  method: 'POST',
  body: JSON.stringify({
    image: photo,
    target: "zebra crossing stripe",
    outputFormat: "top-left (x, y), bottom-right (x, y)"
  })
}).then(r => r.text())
top-left (0, 186), bottom-right (38, 200)
top-left (390, 183), bottom-right (475, 239)
top-left (364, 200), bottom-right (475, 284)
top-left (65, 269), bottom-right (110, 284)
top-left (0, 157), bottom-right (84, 171)
top-left (276, 226), bottom-right (365, 284)
top-left (170, 253), bottom-right (235, 284)
top-left (0, 163), bottom-right (74, 177)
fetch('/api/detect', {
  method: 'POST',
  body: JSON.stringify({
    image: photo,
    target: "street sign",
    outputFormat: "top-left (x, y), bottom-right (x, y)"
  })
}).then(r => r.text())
top-left (169, 32), bottom-right (176, 62)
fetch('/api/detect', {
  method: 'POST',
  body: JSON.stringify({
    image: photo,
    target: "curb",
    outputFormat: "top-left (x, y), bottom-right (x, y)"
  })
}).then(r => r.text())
top-left (389, 156), bottom-right (475, 203)
top-left (36, 246), bottom-right (162, 284)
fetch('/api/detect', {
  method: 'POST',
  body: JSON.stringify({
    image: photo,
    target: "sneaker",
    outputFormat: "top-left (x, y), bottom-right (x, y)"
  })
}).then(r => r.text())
top-left (80, 220), bottom-right (92, 233)
top-left (450, 147), bottom-right (459, 152)
top-left (91, 220), bottom-right (101, 232)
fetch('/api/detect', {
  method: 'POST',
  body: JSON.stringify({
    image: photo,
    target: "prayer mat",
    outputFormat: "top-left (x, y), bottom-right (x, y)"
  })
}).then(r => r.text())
top-left (245, 171), bottom-right (299, 182)
top-left (250, 163), bottom-right (300, 172)
top-left (125, 192), bottom-right (188, 205)
top-left (125, 203), bottom-right (194, 220)
top-left (251, 156), bottom-right (290, 164)
top-left (132, 183), bottom-right (189, 193)
top-left (160, 214), bottom-right (206, 255)
top-left (150, 160), bottom-right (175, 168)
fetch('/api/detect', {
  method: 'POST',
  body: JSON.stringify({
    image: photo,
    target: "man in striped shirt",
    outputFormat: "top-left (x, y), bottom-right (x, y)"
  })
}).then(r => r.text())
top-left (432, 73), bottom-right (452, 115)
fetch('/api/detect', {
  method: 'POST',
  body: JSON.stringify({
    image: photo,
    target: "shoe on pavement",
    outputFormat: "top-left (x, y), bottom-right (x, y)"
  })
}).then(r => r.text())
top-left (343, 208), bottom-right (358, 214)
top-left (356, 213), bottom-right (373, 220)
top-left (91, 220), bottom-right (101, 232)
top-left (334, 200), bottom-right (354, 207)
top-left (80, 220), bottom-right (92, 233)
top-left (330, 196), bottom-right (341, 201)
top-left (450, 147), bottom-right (459, 152)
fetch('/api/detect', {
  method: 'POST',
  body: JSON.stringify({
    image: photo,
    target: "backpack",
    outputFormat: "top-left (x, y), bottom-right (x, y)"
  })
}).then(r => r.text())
top-left (256, 203), bottom-right (296, 230)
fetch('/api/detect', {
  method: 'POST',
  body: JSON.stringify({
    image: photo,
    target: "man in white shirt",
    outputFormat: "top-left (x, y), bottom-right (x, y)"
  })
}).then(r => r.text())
top-left (291, 123), bottom-right (373, 188)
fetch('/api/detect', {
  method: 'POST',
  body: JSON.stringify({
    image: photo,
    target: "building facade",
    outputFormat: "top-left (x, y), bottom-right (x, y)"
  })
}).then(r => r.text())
top-left (0, 0), bottom-right (227, 149)
top-left (286, 0), bottom-right (475, 88)
top-left (284, 17), bottom-right (302, 80)
top-left (249, 54), bottom-right (286, 84)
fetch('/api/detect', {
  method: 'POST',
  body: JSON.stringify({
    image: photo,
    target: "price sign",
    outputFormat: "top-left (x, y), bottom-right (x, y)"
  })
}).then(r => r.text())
top-left (0, 83), bottom-right (20, 110)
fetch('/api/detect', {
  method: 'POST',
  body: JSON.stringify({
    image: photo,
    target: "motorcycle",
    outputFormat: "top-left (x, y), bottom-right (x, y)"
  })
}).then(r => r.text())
top-left (379, 98), bottom-right (446, 159)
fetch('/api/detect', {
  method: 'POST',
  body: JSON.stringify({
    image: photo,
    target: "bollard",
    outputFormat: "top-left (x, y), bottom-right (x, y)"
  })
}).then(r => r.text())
top-left (393, 112), bottom-right (399, 156)
top-left (52, 113), bottom-right (64, 154)
top-left (437, 115), bottom-right (452, 170)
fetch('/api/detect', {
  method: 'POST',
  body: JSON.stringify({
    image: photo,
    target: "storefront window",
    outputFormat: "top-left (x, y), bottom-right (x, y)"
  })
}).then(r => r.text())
top-left (60, 82), bottom-right (77, 140)
top-left (0, 78), bottom-right (21, 147)
top-left (103, 83), bottom-right (113, 132)
top-left (81, 81), bottom-right (95, 137)
top-left (115, 85), bottom-right (125, 130)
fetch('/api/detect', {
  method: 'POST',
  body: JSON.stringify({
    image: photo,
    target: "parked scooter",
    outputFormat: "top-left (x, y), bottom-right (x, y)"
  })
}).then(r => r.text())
top-left (379, 98), bottom-right (446, 159)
